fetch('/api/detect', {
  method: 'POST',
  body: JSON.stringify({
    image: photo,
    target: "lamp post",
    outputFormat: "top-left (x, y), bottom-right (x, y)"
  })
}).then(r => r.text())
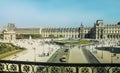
top-left (111, 46), bottom-right (113, 63)
top-left (43, 42), bottom-right (45, 56)
top-left (33, 47), bottom-right (36, 62)
top-left (79, 44), bottom-right (81, 49)
top-left (111, 52), bottom-right (113, 63)
top-left (41, 39), bottom-right (45, 57)
top-left (101, 44), bottom-right (103, 59)
top-left (89, 44), bottom-right (90, 51)
top-left (48, 43), bottom-right (51, 56)
top-left (92, 44), bottom-right (94, 53)
top-left (95, 45), bottom-right (97, 54)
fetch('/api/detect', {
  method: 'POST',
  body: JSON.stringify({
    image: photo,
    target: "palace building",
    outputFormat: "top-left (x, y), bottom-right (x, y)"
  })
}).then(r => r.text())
top-left (2, 20), bottom-right (120, 40)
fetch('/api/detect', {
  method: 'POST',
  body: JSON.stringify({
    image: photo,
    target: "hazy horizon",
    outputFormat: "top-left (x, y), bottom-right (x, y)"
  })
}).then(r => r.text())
top-left (0, 0), bottom-right (120, 28)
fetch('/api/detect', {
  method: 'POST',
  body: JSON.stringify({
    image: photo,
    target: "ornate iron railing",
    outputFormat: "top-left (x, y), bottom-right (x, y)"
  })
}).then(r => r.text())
top-left (0, 60), bottom-right (120, 73)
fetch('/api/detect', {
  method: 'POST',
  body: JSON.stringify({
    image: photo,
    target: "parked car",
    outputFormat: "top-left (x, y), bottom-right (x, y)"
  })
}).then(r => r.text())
top-left (64, 49), bottom-right (69, 52)
top-left (59, 55), bottom-right (67, 62)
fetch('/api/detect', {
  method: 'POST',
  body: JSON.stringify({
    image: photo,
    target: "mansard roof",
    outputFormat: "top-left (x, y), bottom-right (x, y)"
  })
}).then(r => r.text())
top-left (118, 22), bottom-right (120, 25)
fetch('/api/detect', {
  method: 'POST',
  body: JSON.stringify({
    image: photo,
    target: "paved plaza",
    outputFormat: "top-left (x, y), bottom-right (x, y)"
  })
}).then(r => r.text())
top-left (86, 39), bottom-right (120, 63)
top-left (0, 39), bottom-right (120, 63)
top-left (68, 45), bottom-right (88, 63)
top-left (2, 39), bottom-right (60, 62)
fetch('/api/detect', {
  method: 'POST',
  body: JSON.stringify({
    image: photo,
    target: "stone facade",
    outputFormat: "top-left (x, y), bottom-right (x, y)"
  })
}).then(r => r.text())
top-left (3, 30), bottom-right (16, 42)
top-left (4, 20), bottom-right (120, 39)
top-left (41, 28), bottom-right (79, 38)
top-left (93, 20), bottom-right (120, 39)
top-left (15, 28), bottom-right (41, 34)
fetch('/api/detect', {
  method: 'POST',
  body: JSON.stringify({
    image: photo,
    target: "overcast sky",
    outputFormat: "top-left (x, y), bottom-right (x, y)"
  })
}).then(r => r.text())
top-left (0, 0), bottom-right (120, 28)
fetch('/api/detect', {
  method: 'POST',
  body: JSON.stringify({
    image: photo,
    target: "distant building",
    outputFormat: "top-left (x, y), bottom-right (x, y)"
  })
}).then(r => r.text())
top-left (15, 28), bottom-right (41, 34)
top-left (4, 20), bottom-right (120, 39)
top-left (93, 20), bottom-right (120, 39)
top-left (7, 23), bottom-right (16, 31)
top-left (41, 27), bottom-right (79, 38)
top-left (3, 30), bottom-right (16, 42)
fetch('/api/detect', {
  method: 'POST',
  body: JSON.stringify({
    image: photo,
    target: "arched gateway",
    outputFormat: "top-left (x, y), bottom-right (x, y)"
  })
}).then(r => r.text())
top-left (3, 30), bottom-right (16, 42)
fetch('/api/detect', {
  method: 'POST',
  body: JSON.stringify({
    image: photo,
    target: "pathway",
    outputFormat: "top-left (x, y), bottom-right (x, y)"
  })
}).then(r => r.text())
top-left (68, 46), bottom-right (88, 63)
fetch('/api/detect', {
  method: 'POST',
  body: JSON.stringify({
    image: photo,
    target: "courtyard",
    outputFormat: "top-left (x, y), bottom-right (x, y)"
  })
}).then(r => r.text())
top-left (0, 38), bottom-right (120, 63)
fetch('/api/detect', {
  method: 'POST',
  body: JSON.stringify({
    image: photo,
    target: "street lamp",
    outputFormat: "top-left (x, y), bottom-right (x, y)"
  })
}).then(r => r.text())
top-left (111, 53), bottom-right (113, 63)
top-left (78, 44), bottom-right (81, 49)
top-left (48, 43), bottom-right (51, 56)
top-left (92, 44), bottom-right (94, 53)
top-left (101, 44), bottom-right (103, 59)
top-left (101, 50), bottom-right (103, 59)
top-left (89, 44), bottom-right (90, 51)
top-left (111, 46), bottom-right (114, 63)
top-left (95, 45), bottom-right (97, 54)
top-left (41, 39), bottom-right (45, 56)
top-left (33, 47), bottom-right (36, 62)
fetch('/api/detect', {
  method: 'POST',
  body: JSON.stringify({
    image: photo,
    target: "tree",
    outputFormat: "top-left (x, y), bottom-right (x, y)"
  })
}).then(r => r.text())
top-left (16, 34), bottom-right (42, 39)
top-left (59, 35), bottom-right (64, 38)
top-left (48, 34), bottom-right (55, 38)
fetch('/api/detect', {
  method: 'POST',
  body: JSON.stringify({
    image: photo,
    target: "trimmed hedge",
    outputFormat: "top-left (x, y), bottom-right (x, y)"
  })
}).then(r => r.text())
top-left (55, 40), bottom-right (90, 44)
top-left (16, 34), bottom-right (42, 39)
top-left (0, 42), bottom-right (26, 56)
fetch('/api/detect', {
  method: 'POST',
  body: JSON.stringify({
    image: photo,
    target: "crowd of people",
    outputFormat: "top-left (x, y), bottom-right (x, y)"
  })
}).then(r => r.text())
top-left (2, 39), bottom-right (60, 62)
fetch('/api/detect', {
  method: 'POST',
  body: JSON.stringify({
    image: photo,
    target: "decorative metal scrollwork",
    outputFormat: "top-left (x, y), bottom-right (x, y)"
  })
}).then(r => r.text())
top-left (65, 67), bottom-right (74, 73)
top-left (23, 65), bottom-right (30, 73)
top-left (81, 67), bottom-right (90, 73)
top-left (94, 67), bottom-right (107, 73)
top-left (10, 64), bottom-right (17, 71)
top-left (0, 60), bottom-right (120, 73)
top-left (111, 67), bottom-right (120, 73)
top-left (51, 66), bottom-right (60, 73)
top-left (0, 63), bottom-right (4, 71)
top-left (36, 66), bottom-right (45, 73)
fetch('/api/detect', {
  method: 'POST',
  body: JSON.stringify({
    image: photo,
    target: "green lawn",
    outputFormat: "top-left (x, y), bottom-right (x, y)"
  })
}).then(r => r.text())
top-left (0, 50), bottom-right (24, 59)
top-left (65, 40), bottom-right (90, 44)
top-left (55, 40), bottom-right (90, 44)
top-left (56, 40), bottom-right (66, 43)
top-left (0, 42), bottom-right (26, 59)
